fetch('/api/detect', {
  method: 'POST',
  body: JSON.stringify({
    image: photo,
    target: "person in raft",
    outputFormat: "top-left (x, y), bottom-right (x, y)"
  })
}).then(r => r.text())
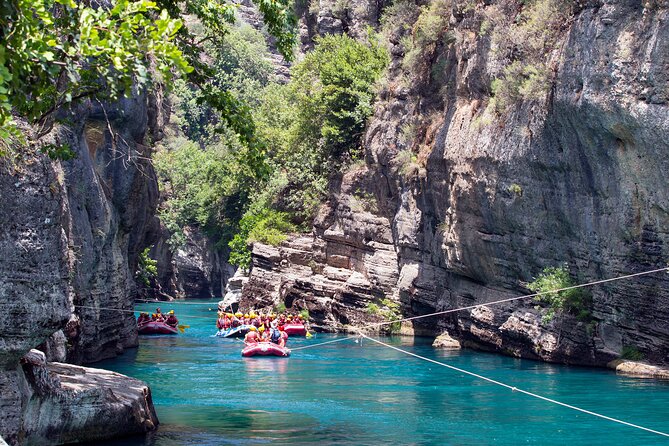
top-left (153, 308), bottom-right (164, 322)
top-left (165, 310), bottom-right (178, 327)
top-left (269, 321), bottom-right (287, 347)
top-left (137, 312), bottom-right (151, 325)
top-left (244, 326), bottom-right (259, 344)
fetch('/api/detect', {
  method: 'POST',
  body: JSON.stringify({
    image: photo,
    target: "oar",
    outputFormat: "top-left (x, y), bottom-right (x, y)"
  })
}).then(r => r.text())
top-left (178, 325), bottom-right (190, 333)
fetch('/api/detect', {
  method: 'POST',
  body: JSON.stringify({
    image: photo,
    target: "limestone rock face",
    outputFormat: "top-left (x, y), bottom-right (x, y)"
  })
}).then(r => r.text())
top-left (0, 150), bottom-right (71, 371)
top-left (152, 226), bottom-right (235, 299)
top-left (0, 350), bottom-right (157, 446)
top-left (218, 268), bottom-right (249, 311)
top-left (243, 0), bottom-right (669, 367)
top-left (240, 166), bottom-right (401, 331)
top-left (61, 94), bottom-right (163, 364)
top-left (359, 0), bottom-right (669, 365)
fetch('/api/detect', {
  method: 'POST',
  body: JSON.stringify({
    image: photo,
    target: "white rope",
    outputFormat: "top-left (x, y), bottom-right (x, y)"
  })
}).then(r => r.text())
top-left (74, 305), bottom-right (215, 320)
top-left (135, 299), bottom-right (222, 306)
top-left (290, 336), bottom-right (358, 351)
top-left (370, 266), bottom-right (669, 328)
top-left (359, 333), bottom-right (669, 438)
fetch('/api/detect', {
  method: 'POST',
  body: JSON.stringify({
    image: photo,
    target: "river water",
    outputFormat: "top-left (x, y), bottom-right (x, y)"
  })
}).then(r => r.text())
top-left (94, 300), bottom-right (669, 445)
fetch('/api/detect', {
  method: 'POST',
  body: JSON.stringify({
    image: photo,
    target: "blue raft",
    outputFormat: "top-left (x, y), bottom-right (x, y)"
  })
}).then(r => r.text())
top-left (215, 325), bottom-right (253, 338)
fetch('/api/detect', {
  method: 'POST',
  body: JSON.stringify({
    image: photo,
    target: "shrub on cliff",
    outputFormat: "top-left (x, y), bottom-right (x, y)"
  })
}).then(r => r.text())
top-left (528, 265), bottom-right (591, 324)
top-left (228, 208), bottom-right (295, 270)
top-left (250, 33), bottom-right (388, 224)
top-left (136, 247), bottom-right (158, 287)
top-left (287, 33), bottom-right (389, 161)
top-left (399, 0), bottom-right (454, 74)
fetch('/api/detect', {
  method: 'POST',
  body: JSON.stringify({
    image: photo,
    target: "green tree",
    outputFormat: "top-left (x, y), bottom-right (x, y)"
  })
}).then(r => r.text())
top-left (136, 246), bottom-right (158, 286)
top-left (289, 33), bottom-right (389, 160)
top-left (0, 0), bottom-right (296, 157)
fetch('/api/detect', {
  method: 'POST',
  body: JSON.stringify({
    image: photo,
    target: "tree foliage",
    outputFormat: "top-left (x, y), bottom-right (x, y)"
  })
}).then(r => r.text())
top-left (136, 246), bottom-right (158, 286)
top-left (288, 33), bottom-right (389, 160)
top-left (0, 0), bottom-right (296, 156)
top-left (225, 34), bottom-right (388, 267)
top-left (154, 29), bottom-right (387, 271)
top-left (0, 0), bottom-right (189, 145)
top-left (228, 209), bottom-right (295, 270)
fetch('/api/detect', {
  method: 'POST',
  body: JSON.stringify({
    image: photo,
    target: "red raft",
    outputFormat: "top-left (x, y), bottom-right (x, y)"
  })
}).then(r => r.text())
top-left (138, 321), bottom-right (179, 335)
top-left (242, 342), bottom-right (290, 357)
top-left (282, 323), bottom-right (307, 336)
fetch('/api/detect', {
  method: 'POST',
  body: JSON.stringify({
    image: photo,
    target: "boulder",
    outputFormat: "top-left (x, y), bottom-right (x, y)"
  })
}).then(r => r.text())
top-left (433, 332), bottom-right (462, 350)
top-left (0, 350), bottom-right (158, 445)
top-left (607, 359), bottom-right (669, 380)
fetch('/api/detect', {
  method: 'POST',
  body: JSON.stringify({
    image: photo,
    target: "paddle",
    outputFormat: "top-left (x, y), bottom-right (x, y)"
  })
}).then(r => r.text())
top-left (178, 325), bottom-right (190, 333)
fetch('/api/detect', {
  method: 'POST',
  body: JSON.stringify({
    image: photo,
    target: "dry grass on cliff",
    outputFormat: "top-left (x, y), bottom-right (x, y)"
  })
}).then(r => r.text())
top-left (484, 0), bottom-right (578, 115)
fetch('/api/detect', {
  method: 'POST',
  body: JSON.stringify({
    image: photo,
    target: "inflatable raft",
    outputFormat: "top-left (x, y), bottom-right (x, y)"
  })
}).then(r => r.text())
top-left (282, 323), bottom-right (307, 336)
top-left (138, 321), bottom-right (179, 335)
top-left (216, 325), bottom-right (253, 338)
top-left (241, 342), bottom-right (290, 357)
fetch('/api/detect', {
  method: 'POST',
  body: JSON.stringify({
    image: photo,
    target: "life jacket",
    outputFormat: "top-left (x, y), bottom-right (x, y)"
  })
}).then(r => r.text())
top-left (270, 328), bottom-right (281, 343)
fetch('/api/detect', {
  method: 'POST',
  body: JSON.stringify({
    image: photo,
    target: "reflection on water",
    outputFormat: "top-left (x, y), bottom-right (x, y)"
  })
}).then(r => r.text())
top-left (243, 356), bottom-right (289, 375)
top-left (93, 301), bottom-right (669, 446)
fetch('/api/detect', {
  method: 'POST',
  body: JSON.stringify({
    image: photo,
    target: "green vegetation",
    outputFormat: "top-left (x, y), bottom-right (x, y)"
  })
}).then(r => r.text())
top-left (397, 150), bottom-right (417, 177)
top-left (367, 298), bottom-right (402, 332)
top-left (136, 247), bottom-right (158, 286)
top-left (230, 33), bottom-right (387, 263)
top-left (400, 0), bottom-right (454, 73)
top-left (509, 183), bottom-right (523, 197)
top-left (621, 345), bottom-right (644, 361)
top-left (157, 31), bottom-right (388, 269)
top-left (274, 302), bottom-right (287, 314)
top-left (528, 265), bottom-right (591, 324)
top-left (381, 298), bottom-right (402, 333)
top-left (366, 302), bottom-right (380, 315)
top-left (0, 0), bottom-right (187, 151)
top-left (299, 309), bottom-right (310, 320)
top-left (1, 0), bottom-right (296, 156)
top-left (228, 208), bottom-right (295, 269)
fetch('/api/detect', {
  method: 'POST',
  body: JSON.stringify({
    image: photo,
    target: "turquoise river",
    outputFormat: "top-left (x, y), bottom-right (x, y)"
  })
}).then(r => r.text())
top-left (94, 300), bottom-right (669, 445)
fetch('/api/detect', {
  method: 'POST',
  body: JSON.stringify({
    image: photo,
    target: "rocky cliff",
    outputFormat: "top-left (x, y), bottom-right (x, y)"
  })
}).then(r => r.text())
top-left (151, 225), bottom-right (235, 299)
top-left (60, 94), bottom-right (164, 364)
top-left (0, 90), bottom-right (164, 442)
top-left (241, 0), bottom-right (669, 367)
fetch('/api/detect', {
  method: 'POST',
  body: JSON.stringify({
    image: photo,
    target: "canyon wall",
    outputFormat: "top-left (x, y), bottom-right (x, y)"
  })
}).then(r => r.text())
top-left (241, 0), bottom-right (669, 366)
top-left (0, 91), bottom-right (164, 442)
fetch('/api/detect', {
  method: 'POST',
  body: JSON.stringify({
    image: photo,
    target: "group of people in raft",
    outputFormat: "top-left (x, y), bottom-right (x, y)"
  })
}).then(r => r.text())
top-left (216, 311), bottom-right (308, 347)
top-left (137, 308), bottom-right (178, 328)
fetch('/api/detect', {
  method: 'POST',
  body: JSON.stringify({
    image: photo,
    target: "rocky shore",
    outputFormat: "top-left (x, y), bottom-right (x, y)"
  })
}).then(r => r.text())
top-left (0, 350), bottom-right (157, 446)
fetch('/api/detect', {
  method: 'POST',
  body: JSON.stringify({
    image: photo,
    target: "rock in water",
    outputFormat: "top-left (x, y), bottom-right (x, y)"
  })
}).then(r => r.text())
top-left (433, 332), bottom-right (462, 350)
top-left (1, 350), bottom-right (158, 445)
top-left (607, 359), bottom-right (669, 380)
